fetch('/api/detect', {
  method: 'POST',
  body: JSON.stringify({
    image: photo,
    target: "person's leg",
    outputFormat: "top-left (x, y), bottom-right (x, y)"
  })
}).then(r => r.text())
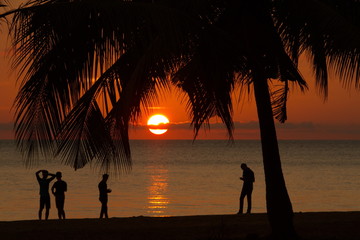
top-left (39, 197), bottom-right (45, 220)
top-left (100, 198), bottom-right (108, 218)
top-left (100, 200), bottom-right (105, 218)
top-left (45, 208), bottom-right (50, 220)
top-left (104, 203), bottom-right (108, 218)
top-left (45, 196), bottom-right (50, 220)
top-left (56, 197), bottom-right (65, 219)
top-left (100, 203), bottom-right (106, 218)
top-left (59, 202), bottom-right (65, 219)
top-left (238, 190), bottom-right (246, 214)
top-left (56, 198), bottom-right (61, 219)
top-left (101, 202), bottom-right (108, 218)
top-left (246, 193), bottom-right (252, 214)
top-left (38, 207), bottom-right (43, 220)
top-left (246, 187), bottom-right (253, 214)
top-left (62, 197), bottom-right (66, 219)
top-left (61, 209), bottom-right (66, 219)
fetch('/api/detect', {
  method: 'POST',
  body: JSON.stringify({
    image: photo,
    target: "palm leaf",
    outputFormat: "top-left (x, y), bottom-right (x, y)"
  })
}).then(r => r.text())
top-left (7, 0), bottom-right (202, 169)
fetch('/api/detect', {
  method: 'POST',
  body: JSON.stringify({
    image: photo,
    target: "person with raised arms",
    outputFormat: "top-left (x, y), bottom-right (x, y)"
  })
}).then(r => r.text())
top-left (35, 170), bottom-right (56, 220)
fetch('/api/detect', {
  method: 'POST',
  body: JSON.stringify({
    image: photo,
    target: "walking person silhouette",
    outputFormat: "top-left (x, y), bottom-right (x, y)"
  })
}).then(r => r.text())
top-left (51, 171), bottom-right (67, 219)
top-left (238, 163), bottom-right (255, 214)
top-left (36, 170), bottom-right (56, 220)
top-left (98, 174), bottom-right (112, 218)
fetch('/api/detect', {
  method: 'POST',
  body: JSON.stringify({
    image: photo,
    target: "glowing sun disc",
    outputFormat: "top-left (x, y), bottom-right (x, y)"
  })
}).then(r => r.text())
top-left (147, 114), bottom-right (169, 135)
top-left (149, 129), bottom-right (168, 135)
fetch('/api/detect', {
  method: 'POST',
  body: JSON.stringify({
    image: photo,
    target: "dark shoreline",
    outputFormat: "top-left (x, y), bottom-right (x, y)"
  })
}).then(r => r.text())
top-left (1, 211), bottom-right (359, 240)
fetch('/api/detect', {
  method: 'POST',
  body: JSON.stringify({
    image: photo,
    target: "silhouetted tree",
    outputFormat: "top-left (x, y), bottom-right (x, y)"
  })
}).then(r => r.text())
top-left (2, 0), bottom-right (360, 239)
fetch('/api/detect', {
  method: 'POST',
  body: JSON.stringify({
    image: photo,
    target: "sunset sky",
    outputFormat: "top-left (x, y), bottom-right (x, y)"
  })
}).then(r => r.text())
top-left (2, 44), bottom-right (360, 140)
top-left (1, 4), bottom-right (360, 140)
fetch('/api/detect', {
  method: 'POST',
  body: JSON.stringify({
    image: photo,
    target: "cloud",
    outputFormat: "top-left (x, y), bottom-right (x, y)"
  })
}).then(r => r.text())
top-left (164, 121), bottom-right (360, 139)
top-left (0, 122), bottom-right (14, 139)
top-left (275, 122), bottom-right (360, 139)
top-left (131, 120), bottom-right (360, 133)
top-left (130, 121), bottom-right (193, 130)
top-left (275, 122), bottom-right (315, 129)
top-left (234, 121), bottom-right (259, 129)
top-left (3, 120), bottom-right (360, 140)
top-left (0, 122), bottom-right (13, 130)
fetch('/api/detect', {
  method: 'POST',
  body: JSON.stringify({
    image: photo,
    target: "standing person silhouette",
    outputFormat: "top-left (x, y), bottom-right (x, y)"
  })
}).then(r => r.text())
top-left (35, 170), bottom-right (56, 220)
top-left (51, 172), bottom-right (67, 219)
top-left (238, 163), bottom-right (255, 214)
top-left (98, 174), bottom-right (112, 218)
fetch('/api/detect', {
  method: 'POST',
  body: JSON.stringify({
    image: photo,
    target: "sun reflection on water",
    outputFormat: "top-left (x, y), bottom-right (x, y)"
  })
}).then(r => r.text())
top-left (146, 167), bottom-right (169, 216)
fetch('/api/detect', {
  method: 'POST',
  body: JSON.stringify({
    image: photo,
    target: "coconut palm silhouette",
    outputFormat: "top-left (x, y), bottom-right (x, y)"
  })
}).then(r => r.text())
top-left (2, 0), bottom-right (359, 239)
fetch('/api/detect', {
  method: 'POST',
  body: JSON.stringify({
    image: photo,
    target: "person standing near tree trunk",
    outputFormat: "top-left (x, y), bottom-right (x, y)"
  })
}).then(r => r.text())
top-left (238, 163), bottom-right (255, 214)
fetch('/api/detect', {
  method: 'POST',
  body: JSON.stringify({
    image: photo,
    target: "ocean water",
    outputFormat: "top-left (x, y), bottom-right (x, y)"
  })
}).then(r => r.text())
top-left (0, 140), bottom-right (359, 221)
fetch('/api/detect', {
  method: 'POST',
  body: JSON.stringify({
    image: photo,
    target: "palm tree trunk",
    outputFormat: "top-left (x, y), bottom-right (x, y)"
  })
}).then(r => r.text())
top-left (253, 72), bottom-right (297, 240)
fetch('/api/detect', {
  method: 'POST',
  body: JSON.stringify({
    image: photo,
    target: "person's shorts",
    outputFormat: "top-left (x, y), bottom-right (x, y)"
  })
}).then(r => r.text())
top-left (40, 195), bottom-right (51, 209)
top-left (99, 197), bottom-right (108, 204)
top-left (240, 185), bottom-right (253, 197)
top-left (55, 196), bottom-right (65, 209)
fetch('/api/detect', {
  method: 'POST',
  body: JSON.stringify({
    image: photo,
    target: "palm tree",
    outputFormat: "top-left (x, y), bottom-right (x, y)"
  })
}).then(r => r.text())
top-left (2, 0), bottom-right (360, 239)
top-left (171, 1), bottom-right (359, 238)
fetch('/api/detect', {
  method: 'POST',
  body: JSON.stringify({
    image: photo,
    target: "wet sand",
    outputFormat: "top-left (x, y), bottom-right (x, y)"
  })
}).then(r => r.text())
top-left (0, 212), bottom-right (359, 240)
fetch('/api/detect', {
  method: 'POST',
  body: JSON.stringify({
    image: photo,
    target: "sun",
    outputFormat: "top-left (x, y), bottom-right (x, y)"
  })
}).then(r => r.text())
top-left (147, 114), bottom-right (170, 135)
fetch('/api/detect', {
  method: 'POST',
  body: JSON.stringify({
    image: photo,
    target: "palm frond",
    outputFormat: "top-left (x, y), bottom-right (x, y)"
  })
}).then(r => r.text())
top-left (8, 0), bottom-right (203, 170)
top-left (275, 0), bottom-right (360, 97)
top-left (55, 71), bottom-right (114, 170)
top-left (6, 0), bottom-right (360, 173)
top-left (329, 50), bottom-right (360, 89)
top-left (172, 29), bottom-right (239, 139)
top-left (271, 81), bottom-right (289, 123)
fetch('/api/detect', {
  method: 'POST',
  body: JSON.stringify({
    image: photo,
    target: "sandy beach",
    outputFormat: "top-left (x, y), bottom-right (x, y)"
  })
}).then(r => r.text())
top-left (0, 212), bottom-right (359, 240)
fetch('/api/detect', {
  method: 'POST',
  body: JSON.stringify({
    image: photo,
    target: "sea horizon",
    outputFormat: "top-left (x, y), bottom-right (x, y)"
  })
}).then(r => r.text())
top-left (1, 139), bottom-right (359, 221)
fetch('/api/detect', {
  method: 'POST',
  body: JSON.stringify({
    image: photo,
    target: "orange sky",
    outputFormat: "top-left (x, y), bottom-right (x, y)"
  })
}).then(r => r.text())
top-left (126, 72), bottom-right (360, 140)
top-left (1, 8), bottom-right (360, 140)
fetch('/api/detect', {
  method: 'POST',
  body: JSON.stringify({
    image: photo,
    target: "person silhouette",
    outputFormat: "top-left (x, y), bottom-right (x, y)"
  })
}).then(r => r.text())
top-left (51, 171), bottom-right (67, 219)
top-left (35, 170), bottom-right (56, 220)
top-left (98, 174), bottom-right (112, 218)
top-left (238, 163), bottom-right (255, 214)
